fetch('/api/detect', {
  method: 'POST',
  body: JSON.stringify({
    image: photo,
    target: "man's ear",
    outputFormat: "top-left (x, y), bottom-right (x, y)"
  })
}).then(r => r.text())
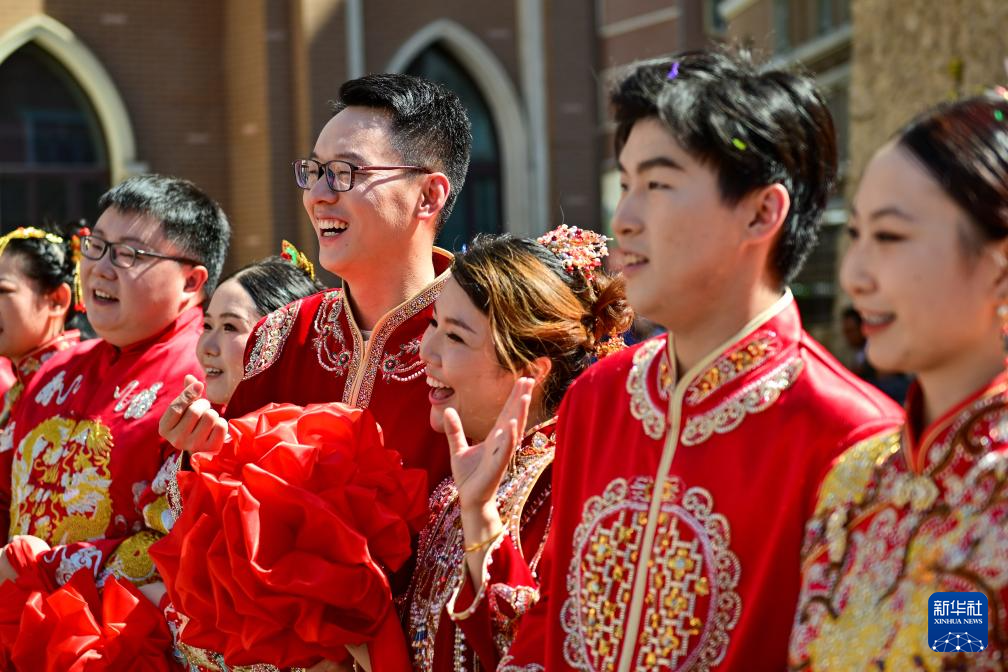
top-left (743, 182), bottom-right (791, 244)
top-left (183, 265), bottom-right (209, 300)
top-left (417, 172), bottom-right (451, 225)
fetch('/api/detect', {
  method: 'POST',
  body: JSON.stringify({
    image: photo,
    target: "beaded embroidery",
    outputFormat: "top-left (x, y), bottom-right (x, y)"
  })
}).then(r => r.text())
top-left (685, 330), bottom-right (780, 406)
top-left (679, 358), bottom-right (803, 446)
top-left (407, 422), bottom-right (556, 670)
top-left (244, 299), bottom-right (302, 380)
top-left (312, 290), bottom-right (353, 376)
top-left (626, 340), bottom-right (670, 440)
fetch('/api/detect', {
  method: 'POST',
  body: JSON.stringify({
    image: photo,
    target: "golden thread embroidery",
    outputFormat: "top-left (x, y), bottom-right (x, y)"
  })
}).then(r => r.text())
top-left (409, 424), bottom-right (556, 670)
top-left (561, 476), bottom-right (741, 671)
top-left (685, 331), bottom-right (779, 405)
top-left (792, 391), bottom-right (1008, 670)
top-left (10, 417), bottom-right (113, 543)
top-left (312, 290), bottom-right (353, 376)
top-left (680, 358), bottom-right (804, 446)
top-left (101, 530), bottom-right (161, 585)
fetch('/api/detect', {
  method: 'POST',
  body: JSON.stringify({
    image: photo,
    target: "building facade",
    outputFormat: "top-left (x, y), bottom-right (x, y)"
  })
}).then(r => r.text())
top-left (1, 0), bottom-right (1003, 335)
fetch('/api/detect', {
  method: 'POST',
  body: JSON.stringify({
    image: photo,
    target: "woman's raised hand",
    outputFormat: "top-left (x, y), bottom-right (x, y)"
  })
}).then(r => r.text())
top-left (442, 377), bottom-right (534, 514)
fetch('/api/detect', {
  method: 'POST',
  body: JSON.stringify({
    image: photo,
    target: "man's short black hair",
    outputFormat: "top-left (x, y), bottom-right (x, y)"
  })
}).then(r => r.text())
top-left (98, 174), bottom-right (231, 296)
top-left (331, 73), bottom-right (473, 230)
top-left (610, 49), bottom-right (838, 284)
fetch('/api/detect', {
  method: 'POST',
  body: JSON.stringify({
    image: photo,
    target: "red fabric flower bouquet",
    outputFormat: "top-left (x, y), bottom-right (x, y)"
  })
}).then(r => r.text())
top-left (149, 402), bottom-right (428, 670)
top-left (0, 543), bottom-right (174, 672)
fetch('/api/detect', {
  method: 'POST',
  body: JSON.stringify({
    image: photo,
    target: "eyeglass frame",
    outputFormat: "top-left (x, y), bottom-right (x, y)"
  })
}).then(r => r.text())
top-left (79, 234), bottom-right (202, 269)
top-left (292, 158), bottom-right (432, 193)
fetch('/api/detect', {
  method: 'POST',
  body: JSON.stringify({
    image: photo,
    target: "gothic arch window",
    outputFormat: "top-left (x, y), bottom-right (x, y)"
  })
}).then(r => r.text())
top-left (405, 44), bottom-right (503, 250)
top-left (0, 42), bottom-right (109, 231)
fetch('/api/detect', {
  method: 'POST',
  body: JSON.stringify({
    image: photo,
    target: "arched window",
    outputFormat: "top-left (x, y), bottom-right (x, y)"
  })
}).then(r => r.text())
top-left (0, 42), bottom-right (109, 232)
top-left (405, 44), bottom-right (502, 250)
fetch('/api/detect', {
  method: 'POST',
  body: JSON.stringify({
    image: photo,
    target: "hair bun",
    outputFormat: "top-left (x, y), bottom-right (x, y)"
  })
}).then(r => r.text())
top-left (583, 273), bottom-right (634, 357)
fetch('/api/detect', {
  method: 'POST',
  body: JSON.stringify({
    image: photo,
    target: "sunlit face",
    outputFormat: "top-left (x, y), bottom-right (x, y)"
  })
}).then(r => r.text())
top-left (841, 142), bottom-right (1003, 379)
top-left (419, 277), bottom-right (517, 442)
top-left (303, 106), bottom-right (428, 283)
top-left (197, 279), bottom-right (261, 406)
top-left (611, 118), bottom-right (750, 330)
top-left (0, 253), bottom-right (60, 361)
top-left (83, 207), bottom-right (205, 347)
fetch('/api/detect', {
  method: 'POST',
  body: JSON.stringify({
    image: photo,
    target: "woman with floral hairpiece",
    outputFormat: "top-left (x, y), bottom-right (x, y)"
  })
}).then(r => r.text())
top-left (195, 244), bottom-right (325, 411)
top-left (788, 91), bottom-right (1008, 669)
top-left (380, 228), bottom-right (632, 672)
top-left (0, 224), bottom-right (86, 508)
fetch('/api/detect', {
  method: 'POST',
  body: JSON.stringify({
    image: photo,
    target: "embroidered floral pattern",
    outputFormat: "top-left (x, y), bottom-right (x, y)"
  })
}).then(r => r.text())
top-left (561, 475), bottom-right (741, 671)
top-left (351, 278), bottom-right (445, 407)
top-left (680, 358), bottom-right (804, 446)
top-left (312, 290), bottom-right (354, 376)
top-left (380, 338), bottom-right (425, 383)
top-left (498, 655), bottom-right (545, 672)
top-left (244, 299), bottom-right (302, 380)
top-left (626, 340), bottom-right (670, 441)
top-left (685, 330), bottom-right (780, 405)
top-left (791, 388), bottom-right (1008, 670)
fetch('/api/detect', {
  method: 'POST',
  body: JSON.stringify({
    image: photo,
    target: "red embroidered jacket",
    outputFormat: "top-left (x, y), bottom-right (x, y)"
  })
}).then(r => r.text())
top-left (405, 418), bottom-right (555, 671)
top-left (501, 292), bottom-right (903, 672)
top-left (3, 308), bottom-right (203, 591)
top-left (226, 250), bottom-right (453, 494)
top-left (790, 375), bottom-right (1008, 670)
top-left (0, 331), bottom-right (81, 530)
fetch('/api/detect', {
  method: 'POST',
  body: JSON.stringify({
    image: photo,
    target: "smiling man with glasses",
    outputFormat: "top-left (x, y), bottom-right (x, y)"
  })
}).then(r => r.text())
top-left (157, 74), bottom-right (472, 668)
top-left (0, 174), bottom-right (231, 666)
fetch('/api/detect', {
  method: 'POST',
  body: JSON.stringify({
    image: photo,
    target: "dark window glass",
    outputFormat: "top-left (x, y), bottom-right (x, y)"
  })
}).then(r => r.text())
top-left (0, 43), bottom-right (109, 231)
top-left (405, 44), bottom-right (503, 251)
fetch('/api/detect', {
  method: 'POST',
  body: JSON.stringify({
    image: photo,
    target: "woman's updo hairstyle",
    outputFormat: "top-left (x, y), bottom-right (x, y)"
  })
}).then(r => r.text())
top-left (222, 256), bottom-right (325, 318)
top-left (450, 229), bottom-right (633, 414)
top-left (0, 221), bottom-right (90, 334)
top-left (894, 90), bottom-right (1008, 250)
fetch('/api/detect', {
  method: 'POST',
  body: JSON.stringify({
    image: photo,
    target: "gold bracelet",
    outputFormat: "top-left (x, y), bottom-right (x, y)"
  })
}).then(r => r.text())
top-left (463, 527), bottom-right (505, 554)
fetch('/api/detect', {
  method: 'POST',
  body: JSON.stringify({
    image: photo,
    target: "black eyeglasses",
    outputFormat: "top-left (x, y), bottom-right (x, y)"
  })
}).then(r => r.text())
top-left (79, 235), bottom-right (201, 269)
top-left (292, 158), bottom-right (432, 192)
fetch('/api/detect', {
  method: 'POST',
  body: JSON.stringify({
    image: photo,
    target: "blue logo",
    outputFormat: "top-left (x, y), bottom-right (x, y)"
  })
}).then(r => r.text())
top-left (929, 592), bottom-right (988, 653)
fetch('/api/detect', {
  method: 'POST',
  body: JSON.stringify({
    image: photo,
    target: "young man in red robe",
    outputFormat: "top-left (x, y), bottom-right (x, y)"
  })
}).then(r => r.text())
top-left (483, 50), bottom-right (904, 671)
top-left (160, 73), bottom-right (472, 497)
top-left (0, 174), bottom-right (230, 595)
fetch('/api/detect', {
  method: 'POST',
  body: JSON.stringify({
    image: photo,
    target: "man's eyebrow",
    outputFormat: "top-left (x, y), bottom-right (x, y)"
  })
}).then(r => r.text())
top-left (617, 156), bottom-right (684, 174)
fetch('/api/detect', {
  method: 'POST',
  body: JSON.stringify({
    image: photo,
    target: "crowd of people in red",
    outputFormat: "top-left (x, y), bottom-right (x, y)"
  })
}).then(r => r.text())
top-left (0, 47), bottom-right (1007, 671)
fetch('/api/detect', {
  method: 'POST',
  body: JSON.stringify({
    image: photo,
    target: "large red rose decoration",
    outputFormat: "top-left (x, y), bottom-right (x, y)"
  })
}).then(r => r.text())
top-left (0, 565), bottom-right (175, 671)
top-left (150, 402), bottom-right (428, 670)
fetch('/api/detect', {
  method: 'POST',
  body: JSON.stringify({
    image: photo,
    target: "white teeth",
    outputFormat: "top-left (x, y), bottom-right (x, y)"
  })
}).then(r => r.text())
top-left (205, 368), bottom-right (222, 376)
top-left (426, 375), bottom-right (451, 390)
top-left (318, 219), bottom-right (349, 233)
top-left (94, 289), bottom-right (116, 300)
top-left (621, 252), bottom-right (647, 265)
